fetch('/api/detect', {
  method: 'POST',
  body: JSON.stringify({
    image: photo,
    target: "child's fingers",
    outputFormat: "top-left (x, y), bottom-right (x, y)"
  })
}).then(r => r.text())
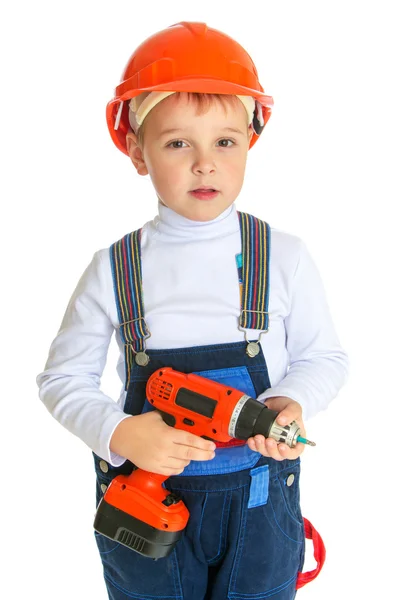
top-left (263, 437), bottom-right (284, 460)
top-left (248, 435), bottom-right (305, 460)
top-left (173, 429), bottom-right (216, 452)
top-left (276, 405), bottom-right (302, 427)
top-left (161, 458), bottom-right (191, 474)
top-left (170, 444), bottom-right (216, 462)
top-left (248, 435), bottom-right (283, 461)
top-left (277, 441), bottom-right (305, 460)
top-left (247, 437), bottom-right (257, 452)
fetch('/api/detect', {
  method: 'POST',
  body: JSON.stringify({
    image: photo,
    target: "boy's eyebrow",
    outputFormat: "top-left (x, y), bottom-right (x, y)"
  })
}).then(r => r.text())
top-left (158, 128), bottom-right (185, 137)
top-left (221, 127), bottom-right (246, 135)
top-left (158, 126), bottom-right (246, 137)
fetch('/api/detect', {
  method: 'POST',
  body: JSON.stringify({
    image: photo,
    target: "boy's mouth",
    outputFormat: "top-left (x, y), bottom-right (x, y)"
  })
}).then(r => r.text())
top-left (191, 186), bottom-right (218, 192)
top-left (189, 187), bottom-right (219, 200)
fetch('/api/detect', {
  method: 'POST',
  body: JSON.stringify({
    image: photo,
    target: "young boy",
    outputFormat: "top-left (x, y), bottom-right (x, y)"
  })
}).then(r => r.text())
top-left (37, 22), bottom-right (349, 600)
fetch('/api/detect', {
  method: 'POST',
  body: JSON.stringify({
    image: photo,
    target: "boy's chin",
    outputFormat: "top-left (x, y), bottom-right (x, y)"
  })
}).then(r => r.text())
top-left (184, 205), bottom-right (231, 222)
top-left (158, 196), bottom-right (234, 222)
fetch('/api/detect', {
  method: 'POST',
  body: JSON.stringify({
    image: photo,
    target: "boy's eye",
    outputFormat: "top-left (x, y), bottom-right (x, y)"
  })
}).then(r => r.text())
top-left (217, 139), bottom-right (234, 147)
top-left (168, 140), bottom-right (187, 149)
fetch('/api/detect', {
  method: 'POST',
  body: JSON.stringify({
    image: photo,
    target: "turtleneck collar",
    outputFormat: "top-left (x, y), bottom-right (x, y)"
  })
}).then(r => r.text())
top-left (151, 202), bottom-right (240, 240)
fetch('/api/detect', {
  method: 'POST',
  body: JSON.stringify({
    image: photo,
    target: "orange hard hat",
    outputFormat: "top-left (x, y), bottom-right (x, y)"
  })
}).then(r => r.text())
top-left (106, 21), bottom-right (274, 155)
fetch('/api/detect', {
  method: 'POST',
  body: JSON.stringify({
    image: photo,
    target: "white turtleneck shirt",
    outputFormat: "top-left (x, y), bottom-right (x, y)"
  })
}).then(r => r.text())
top-left (37, 203), bottom-right (349, 466)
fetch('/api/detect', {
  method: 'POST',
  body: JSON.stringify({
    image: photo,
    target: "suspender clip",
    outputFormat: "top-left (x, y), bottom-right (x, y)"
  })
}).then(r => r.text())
top-left (238, 311), bottom-right (269, 358)
top-left (119, 317), bottom-right (151, 338)
top-left (120, 318), bottom-right (151, 367)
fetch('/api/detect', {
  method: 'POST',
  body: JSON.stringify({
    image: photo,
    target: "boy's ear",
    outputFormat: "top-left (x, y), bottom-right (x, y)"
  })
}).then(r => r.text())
top-left (248, 124), bottom-right (254, 143)
top-left (126, 132), bottom-right (149, 176)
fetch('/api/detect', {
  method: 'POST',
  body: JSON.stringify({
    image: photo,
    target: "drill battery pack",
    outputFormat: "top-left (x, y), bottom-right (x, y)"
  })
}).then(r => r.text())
top-left (94, 473), bottom-right (188, 559)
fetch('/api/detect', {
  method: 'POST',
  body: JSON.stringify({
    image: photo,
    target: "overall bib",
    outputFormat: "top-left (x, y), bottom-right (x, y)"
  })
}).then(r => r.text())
top-left (93, 213), bottom-right (323, 600)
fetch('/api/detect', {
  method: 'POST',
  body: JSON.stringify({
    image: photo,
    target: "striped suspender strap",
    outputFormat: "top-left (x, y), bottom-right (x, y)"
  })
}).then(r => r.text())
top-left (109, 212), bottom-right (271, 389)
top-left (110, 229), bottom-right (149, 390)
top-left (237, 211), bottom-right (271, 335)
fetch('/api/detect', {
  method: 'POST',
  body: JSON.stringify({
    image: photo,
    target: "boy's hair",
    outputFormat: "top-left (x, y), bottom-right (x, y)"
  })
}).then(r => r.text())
top-left (131, 92), bottom-right (244, 149)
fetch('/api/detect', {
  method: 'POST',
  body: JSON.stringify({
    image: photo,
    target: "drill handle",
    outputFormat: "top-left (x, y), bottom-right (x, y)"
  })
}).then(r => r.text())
top-left (126, 468), bottom-right (168, 490)
top-left (113, 468), bottom-right (171, 506)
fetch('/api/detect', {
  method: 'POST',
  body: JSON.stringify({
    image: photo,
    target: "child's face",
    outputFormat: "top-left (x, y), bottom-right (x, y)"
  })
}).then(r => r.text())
top-left (126, 94), bottom-right (253, 221)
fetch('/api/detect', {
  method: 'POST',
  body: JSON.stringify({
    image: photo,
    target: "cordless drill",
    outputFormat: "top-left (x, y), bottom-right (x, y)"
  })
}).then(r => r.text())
top-left (93, 367), bottom-right (314, 559)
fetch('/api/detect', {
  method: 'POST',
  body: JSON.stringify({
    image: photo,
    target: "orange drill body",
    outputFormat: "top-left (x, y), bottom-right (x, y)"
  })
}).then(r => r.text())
top-left (146, 367), bottom-right (248, 442)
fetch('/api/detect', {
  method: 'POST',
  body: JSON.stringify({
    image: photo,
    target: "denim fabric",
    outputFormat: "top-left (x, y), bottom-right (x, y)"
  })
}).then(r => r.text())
top-left (94, 455), bottom-right (304, 599)
top-left (93, 340), bottom-right (305, 598)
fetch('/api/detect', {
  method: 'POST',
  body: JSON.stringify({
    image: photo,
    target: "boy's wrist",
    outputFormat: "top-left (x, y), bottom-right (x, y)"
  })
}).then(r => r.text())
top-left (109, 414), bottom-right (137, 459)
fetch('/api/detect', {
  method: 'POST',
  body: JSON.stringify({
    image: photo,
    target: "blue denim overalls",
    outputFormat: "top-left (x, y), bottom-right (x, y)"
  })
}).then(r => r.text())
top-left (93, 213), bottom-right (308, 600)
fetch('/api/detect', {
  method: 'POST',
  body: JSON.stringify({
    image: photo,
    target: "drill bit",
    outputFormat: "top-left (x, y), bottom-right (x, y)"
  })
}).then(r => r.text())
top-left (297, 435), bottom-right (316, 446)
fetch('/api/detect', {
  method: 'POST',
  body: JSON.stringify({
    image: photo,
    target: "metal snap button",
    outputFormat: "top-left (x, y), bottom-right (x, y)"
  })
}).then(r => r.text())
top-left (99, 460), bottom-right (109, 474)
top-left (135, 351), bottom-right (150, 366)
top-left (286, 474), bottom-right (295, 487)
top-left (100, 484), bottom-right (108, 494)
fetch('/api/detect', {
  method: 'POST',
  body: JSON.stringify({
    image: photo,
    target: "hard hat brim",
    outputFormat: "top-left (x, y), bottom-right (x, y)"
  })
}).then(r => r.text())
top-left (115, 77), bottom-right (274, 108)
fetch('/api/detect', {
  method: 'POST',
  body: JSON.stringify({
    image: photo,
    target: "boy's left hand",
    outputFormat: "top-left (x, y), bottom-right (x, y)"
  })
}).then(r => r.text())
top-left (247, 396), bottom-right (305, 461)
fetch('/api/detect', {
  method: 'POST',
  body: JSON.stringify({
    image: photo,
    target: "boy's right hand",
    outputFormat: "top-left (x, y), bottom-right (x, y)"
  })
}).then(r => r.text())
top-left (110, 411), bottom-right (216, 476)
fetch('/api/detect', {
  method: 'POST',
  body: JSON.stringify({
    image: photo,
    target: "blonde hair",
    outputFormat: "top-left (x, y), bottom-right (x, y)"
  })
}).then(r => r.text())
top-left (131, 92), bottom-right (244, 148)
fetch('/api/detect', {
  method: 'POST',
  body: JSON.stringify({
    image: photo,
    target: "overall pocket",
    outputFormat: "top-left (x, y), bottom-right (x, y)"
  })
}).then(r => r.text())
top-left (228, 460), bottom-right (305, 599)
top-left (267, 462), bottom-right (304, 546)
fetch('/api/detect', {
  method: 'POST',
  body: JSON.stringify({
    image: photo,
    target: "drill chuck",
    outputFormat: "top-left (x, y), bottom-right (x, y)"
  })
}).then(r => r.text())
top-left (266, 421), bottom-right (301, 447)
top-left (229, 395), bottom-right (301, 447)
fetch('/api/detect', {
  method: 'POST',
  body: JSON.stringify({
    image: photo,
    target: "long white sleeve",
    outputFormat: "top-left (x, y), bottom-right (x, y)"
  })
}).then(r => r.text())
top-left (256, 239), bottom-right (349, 419)
top-left (36, 250), bottom-right (131, 465)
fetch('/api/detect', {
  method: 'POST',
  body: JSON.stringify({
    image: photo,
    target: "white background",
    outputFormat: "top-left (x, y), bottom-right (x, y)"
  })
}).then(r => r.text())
top-left (2, 1), bottom-right (403, 598)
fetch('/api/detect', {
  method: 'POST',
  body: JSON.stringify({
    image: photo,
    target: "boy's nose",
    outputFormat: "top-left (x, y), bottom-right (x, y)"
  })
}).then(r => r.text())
top-left (192, 153), bottom-right (216, 175)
